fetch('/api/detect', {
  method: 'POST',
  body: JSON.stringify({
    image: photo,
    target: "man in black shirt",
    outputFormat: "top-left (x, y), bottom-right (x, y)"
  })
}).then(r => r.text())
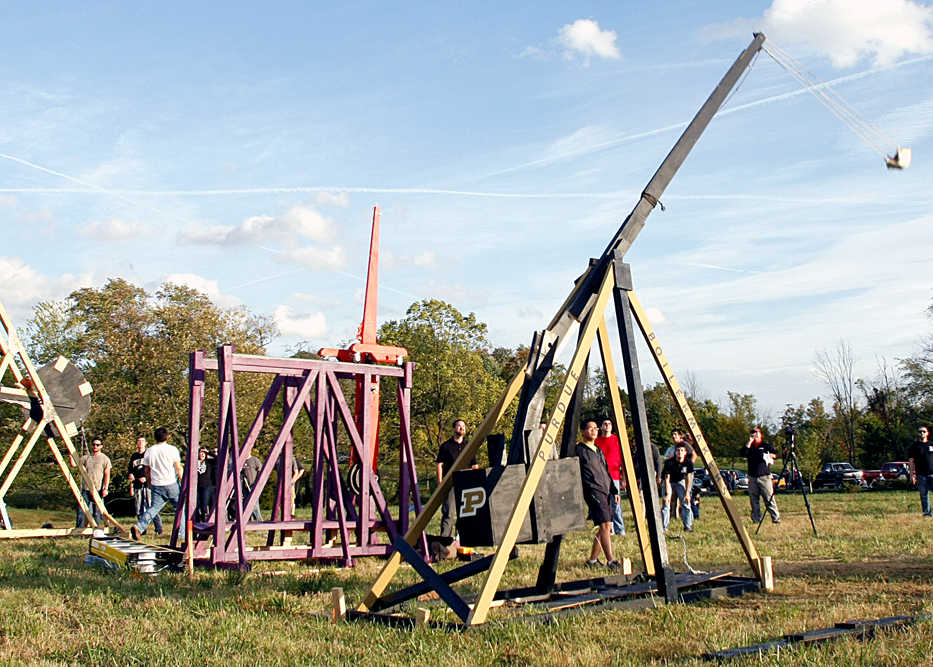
top-left (661, 443), bottom-right (694, 531)
top-left (908, 426), bottom-right (933, 517)
top-left (435, 419), bottom-right (477, 537)
top-left (576, 420), bottom-right (622, 570)
top-left (128, 436), bottom-right (162, 535)
top-left (740, 426), bottom-right (780, 524)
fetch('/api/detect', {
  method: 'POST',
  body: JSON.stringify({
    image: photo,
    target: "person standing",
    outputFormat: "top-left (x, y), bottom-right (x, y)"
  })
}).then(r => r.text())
top-left (740, 426), bottom-right (780, 524)
top-left (241, 452), bottom-right (264, 522)
top-left (908, 426), bottom-right (933, 517)
top-left (128, 436), bottom-right (162, 535)
top-left (595, 418), bottom-right (625, 535)
top-left (73, 436), bottom-right (111, 528)
top-left (576, 420), bottom-right (622, 570)
top-left (660, 443), bottom-right (694, 532)
top-left (435, 419), bottom-right (477, 537)
top-left (130, 427), bottom-right (182, 540)
top-left (195, 448), bottom-right (216, 522)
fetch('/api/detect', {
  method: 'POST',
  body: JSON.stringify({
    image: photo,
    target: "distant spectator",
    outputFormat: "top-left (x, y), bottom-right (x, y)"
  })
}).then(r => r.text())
top-left (908, 426), bottom-right (933, 517)
top-left (435, 419), bottom-right (477, 537)
top-left (242, 452), bottom-right (263, 522)
top-left (595, 418), bottom-right (625, 536)
top-left (740, 427), bottom-right (780, 524)
top-left (130, 427), bottom-right (182, 540)
top-left (195, 447), bottom-right (216, 522)
top-left (661, 443), bottom-right (693, 532)
top-left (128, 436), bottom-right (162, 535)
top-left (72, 436), bottom-right (111, 529)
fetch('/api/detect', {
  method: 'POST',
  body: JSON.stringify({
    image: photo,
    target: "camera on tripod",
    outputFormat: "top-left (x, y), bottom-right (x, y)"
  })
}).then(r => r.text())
top-left (783, 425), bottom-right (796, 450)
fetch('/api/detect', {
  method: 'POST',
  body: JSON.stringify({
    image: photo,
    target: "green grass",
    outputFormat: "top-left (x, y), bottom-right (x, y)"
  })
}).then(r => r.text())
top-left (0, 489), bottom-right (931, 665)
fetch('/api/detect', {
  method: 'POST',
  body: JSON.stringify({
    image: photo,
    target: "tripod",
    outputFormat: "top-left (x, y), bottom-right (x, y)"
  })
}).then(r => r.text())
top-left (756, 433), bottom-right (817, 536)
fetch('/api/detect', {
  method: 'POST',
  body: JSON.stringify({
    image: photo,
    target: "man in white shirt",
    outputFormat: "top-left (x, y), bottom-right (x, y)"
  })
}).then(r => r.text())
top-left (130, 426), bottom-right (182, 540)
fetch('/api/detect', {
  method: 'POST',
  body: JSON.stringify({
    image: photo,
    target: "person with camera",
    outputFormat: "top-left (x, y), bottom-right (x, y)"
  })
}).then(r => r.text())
top-left (740, 426), bottom-right (780, 524)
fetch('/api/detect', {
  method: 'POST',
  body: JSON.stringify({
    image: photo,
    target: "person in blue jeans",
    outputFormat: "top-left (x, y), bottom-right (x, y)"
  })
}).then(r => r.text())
top-left (660, 443), bottom-right (694, 532)
top-left (130, 427), bottom-right (182, 541)
top-left (908, 426), bottom-right (933, 517)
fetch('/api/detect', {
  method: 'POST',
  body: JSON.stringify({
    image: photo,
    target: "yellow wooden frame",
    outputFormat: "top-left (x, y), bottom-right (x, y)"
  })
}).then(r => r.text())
top-left (0, 298), bottom-right (124, 535)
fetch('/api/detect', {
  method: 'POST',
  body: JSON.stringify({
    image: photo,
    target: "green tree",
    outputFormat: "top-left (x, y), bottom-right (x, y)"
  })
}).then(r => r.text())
top-left (378, 299), bottom-right (504, 470)
top-left (20, 278), bottom-right (275, 493)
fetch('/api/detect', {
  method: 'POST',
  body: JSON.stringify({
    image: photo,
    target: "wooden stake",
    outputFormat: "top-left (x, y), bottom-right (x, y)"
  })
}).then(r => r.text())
top-left (186, 520), bottom-right (195, 578)
top-left (759, 556), bottom-right (774, 592)
top-left (331, 587), bottom-right (347, 622)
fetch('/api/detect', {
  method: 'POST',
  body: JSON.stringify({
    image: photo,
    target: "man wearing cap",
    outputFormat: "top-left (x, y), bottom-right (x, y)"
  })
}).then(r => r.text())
top-left (740, 427), bottom-right (780, 524)
top-left (908, 426), bottom-right (933, 517)
top-left (73, 436), bottom-right (111, 528)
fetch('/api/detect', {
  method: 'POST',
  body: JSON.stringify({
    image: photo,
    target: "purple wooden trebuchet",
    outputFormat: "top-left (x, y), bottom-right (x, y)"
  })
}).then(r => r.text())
top-left (170, 344), bottom-right (427, 569)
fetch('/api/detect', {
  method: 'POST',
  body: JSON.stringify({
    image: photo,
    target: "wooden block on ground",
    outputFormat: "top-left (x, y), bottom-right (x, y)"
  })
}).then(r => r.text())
top-left (332, 587), bottom-right (347, 622)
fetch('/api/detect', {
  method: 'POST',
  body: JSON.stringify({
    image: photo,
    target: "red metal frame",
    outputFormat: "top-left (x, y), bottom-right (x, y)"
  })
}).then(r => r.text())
top-left (319, 206), bottom-right (408, 472)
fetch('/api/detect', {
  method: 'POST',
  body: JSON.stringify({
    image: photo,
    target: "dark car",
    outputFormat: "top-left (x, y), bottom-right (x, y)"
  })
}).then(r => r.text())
top-left (813, 462), bottom-right (864, 490)
top-left (692, 467), bottom-right (713, 494)
top-left (720, 468), bottom-right (748, 491)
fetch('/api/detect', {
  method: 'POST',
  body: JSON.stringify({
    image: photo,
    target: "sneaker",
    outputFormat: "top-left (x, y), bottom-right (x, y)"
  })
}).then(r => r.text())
top-left (684, 526), bottom-right (693, 532)
top-left (607, 560), bottom-right (622, 572)
top-left (772, 518), bottom-right (781, 524)
top-left (130, 526), bottom-right (141, 541)
top-left (584, 559), bottom-right (603, 569)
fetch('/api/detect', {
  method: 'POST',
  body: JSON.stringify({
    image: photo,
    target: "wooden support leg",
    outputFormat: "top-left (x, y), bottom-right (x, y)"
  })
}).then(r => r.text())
top-left (612, 259), bottom-right (677, 603)
top-left (596, 318), bottom-right (654, 576)
top-left (625, 287), bottom-right (762, 578)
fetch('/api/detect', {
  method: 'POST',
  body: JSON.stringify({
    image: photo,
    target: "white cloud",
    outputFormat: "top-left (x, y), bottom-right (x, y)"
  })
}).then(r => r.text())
top-left (176, 224), bottom-right (235, 245)
top-left (178, 204), bottom-right (337, 246)
top-left (162, 273), bottom-right (242, 308)
top-left (558, 19), bottom-right (621, 63)
top-left (702, 0), bottom-right (933, 67)
top-left (518, 45), bottom-right (546, 60)
top-left (0, 257), bottom-right (93, 321)
top-left (79, 219), bottom-right (150, 240)
top-left (413, 251), bottom-right (437, 267)
top-left (314, 191), bottom-right (350, 207)
top-left (273, 305), bottom-right (328, 338)
top-left (643, 307), bottom-right (667, 326)
top-left (280, 245), bottom-right (346, 270)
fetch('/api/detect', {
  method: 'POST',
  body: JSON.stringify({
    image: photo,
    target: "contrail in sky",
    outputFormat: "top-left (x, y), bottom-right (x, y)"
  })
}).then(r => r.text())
top-left (481, 53), bottom-right (933, 178)
top-left (1, 53), bottom-right (929, 203)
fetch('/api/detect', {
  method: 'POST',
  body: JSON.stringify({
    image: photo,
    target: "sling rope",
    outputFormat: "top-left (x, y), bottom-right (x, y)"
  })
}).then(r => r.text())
top-left (762, 40), bottom-right (902, 164)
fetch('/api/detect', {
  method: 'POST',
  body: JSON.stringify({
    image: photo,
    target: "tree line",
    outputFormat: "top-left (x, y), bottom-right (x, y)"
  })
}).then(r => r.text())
top-left (3, 278), bottom-right (931, 504)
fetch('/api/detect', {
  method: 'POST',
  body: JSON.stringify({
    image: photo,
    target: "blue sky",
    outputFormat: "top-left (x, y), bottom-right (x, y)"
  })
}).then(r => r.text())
top-left (2, 1), bottom-right (932, 421)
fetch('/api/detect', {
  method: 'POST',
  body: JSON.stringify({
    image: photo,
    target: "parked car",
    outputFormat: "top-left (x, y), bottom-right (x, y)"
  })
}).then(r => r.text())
top-left (881, 461), bottom-right (911, 481)
top-left (692, 467), bottom-right (713, 494)
top-left (720, 468), bottom-right (748, 491)
top-left (813, 462), bottom-right (864, 489)
top-left (863, 461), bottom-right (913, 488)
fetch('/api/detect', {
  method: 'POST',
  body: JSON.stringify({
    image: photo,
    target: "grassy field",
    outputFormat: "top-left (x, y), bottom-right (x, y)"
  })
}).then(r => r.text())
top-left (0, 488), bottom-right (931, 665)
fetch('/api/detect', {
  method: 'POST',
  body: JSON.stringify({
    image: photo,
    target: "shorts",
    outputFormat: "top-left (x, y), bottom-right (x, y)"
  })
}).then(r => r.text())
top-left (585, 490), bottom-right (612, 526)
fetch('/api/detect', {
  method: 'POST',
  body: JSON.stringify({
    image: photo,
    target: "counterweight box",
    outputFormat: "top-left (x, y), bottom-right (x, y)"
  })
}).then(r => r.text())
top-left (453, 458), bottom-right (586, 547)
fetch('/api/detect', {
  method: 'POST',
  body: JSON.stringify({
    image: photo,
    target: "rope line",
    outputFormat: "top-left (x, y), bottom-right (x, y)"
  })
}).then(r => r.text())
top-left (762, 40), bottom-right (895, 157)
